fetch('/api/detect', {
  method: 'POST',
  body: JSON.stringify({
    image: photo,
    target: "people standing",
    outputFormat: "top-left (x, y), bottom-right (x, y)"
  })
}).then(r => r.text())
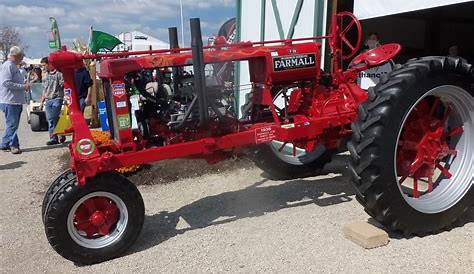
top-left (75, 65), bottom-right (93, 113)
top-left (0, 46), bottom-right (30, 154)
top-left (40, 57), bottom-right (65, 145)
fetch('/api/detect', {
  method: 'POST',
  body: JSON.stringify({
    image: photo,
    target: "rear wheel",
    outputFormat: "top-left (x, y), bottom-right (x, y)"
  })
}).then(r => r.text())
top-left (44, 172), bottom-right (145, 264)
top-left (252, 144), bottom-right (331, 180)
top-left (252, 88), bottom-right (332, 180)
top-left (348, 57), bottom-right (473, 235)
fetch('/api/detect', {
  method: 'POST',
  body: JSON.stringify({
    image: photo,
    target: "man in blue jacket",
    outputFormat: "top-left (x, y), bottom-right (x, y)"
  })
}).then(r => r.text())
top-left (75, 65), bottom-right (93, 113)
top-left (0, 46), bottom-right (30, 154)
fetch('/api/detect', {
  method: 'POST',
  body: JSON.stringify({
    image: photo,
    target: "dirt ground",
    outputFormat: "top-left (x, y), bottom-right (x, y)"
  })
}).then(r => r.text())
top-left (1, 112), bottom-right (473, 273)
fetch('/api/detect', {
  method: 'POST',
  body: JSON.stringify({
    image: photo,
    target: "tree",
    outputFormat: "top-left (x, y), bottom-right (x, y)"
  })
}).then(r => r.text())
top-left (0, 26), bottom-right (27, 62)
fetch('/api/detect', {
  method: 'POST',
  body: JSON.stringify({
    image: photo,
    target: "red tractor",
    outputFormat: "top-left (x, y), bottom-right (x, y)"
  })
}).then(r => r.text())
top-left (42, 13), bottom-right (473, 264)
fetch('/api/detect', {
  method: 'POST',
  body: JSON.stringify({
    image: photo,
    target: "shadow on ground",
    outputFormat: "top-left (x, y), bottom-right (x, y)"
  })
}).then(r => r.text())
top-left (128, 154), bottom-right (353, 256)
top-left (0, 161), bottom-right (27, 171)
top-left (21, 142), bottom-right (69, 153)
top-left (125, 152), bottom-right (473, 257)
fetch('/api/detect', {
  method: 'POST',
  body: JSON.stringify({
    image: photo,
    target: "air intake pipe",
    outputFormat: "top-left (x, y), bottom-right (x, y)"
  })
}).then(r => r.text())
top-left (168, 27), bottom-right (182, 96)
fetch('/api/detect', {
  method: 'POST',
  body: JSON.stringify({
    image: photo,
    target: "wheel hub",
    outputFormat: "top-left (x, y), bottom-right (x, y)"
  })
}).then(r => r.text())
top-left (90, 211), bottom-right (106, 227)
top-left (74, 197), bottom-right (119, 237)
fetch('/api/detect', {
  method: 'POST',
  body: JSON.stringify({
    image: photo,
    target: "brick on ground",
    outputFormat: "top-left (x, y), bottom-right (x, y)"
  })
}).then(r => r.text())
top-left (343, 221), bottom-right (389, 249)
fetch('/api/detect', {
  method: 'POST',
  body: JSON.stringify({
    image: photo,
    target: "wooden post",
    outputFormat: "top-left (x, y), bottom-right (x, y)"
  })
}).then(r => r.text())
top-left (325, 0), bottom-right (338, 72)
top-left (88, 61), bottom-right (99, 127)
top-left (331, 0), bottom-right (338, 15)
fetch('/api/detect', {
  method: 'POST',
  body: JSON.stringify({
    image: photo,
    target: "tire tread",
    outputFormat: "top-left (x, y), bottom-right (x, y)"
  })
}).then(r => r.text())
top-left (348, 56), bottom-right (474, 236)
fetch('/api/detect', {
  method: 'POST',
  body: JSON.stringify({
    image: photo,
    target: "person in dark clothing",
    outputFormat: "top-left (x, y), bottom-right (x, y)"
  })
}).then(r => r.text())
top-left (29, 67), bottom-right (42, 83)
top-left (75, 66), bottom-right (93, 113)
top-left (362, 32), bottom-right (381, 51)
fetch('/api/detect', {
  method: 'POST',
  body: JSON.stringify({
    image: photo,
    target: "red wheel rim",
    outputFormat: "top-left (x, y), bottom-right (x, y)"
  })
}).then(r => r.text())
top-left (396, 96), bottom-right (463, 198)
top-left (67, 191), bottom-right (128, 249)
top-left (73, 196), bottom-right (120, 238)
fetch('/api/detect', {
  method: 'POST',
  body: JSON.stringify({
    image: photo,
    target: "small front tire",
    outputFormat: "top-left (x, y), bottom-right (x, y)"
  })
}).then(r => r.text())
top-left (44, 172), bottom-right (145, 264)
top-left (42, 169), bottom-right (76, 223)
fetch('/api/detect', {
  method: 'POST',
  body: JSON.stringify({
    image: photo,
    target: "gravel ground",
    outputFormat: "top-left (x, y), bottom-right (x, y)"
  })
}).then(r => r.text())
top-left (0, 111), bottom-right (473, 274)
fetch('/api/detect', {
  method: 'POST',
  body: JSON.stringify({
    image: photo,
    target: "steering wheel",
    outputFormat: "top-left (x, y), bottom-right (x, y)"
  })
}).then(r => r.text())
top-left (350, 43), bottom-right (402, 68)
top-left (335, 12), bottom-right (362, 60)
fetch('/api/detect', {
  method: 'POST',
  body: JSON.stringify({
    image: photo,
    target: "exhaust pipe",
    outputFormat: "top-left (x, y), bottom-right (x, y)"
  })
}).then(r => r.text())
top-left (168, 27), bottom-right (182, 96)
top-left (190, 18), bottom-right (208, 128)
top-left (168, 27), bottom-right (179, 49)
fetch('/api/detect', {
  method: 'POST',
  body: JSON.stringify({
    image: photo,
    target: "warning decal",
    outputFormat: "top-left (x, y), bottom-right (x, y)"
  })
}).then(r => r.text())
top-left (255, 127), bottom-right (276, 144)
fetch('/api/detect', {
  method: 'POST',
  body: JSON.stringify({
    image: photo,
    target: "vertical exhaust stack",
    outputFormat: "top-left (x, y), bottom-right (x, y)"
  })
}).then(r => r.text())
top-left (168, 27), bottom-right (182, 96)
top-left (168, 27), bottom-right (179, 49)
top-left (190, 18), bottom-right (208, 127)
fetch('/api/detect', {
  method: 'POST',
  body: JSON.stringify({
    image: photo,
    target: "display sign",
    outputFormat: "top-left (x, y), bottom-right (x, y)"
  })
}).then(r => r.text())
top-left (273, 54), bottom-right (316, 72)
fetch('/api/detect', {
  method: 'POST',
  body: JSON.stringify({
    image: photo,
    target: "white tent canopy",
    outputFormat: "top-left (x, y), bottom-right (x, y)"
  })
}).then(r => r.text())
top-left (23, 57), bottom-right (42, 66)
top-left (116, 31), bottom-right (169, 51)
top-left (354, 0), bottom-right (473, 20)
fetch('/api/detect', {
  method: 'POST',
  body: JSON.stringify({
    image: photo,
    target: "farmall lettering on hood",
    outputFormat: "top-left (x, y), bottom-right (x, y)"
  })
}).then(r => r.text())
top-left (273, 54), bottom-right (316, 71)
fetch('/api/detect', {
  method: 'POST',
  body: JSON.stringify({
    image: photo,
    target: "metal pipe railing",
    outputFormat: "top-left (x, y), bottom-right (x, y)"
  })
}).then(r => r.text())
top-left (76, 34), bottom-right (332, 61)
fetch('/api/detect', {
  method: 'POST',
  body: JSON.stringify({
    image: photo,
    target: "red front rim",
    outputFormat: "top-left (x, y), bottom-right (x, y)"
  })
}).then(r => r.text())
top-left (73, 196), bottom-right (120, 238)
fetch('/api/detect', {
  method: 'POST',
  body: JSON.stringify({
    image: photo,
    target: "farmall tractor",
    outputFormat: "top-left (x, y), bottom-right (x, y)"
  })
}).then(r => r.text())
top-left (42, 13), bottom-right (473, 264)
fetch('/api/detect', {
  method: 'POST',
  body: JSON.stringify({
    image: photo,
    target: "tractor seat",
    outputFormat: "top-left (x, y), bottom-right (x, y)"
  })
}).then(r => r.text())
top-left (351, 43), bottom-right (402, 68)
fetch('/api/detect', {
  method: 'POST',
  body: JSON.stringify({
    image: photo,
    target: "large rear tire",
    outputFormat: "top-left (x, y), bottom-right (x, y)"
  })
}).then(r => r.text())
top-left (44, 172), bottom-right (145, 264)
top-left (250, 87), bottom-right (333, 180)
top-left (348, 56), bottom-right (473, 235)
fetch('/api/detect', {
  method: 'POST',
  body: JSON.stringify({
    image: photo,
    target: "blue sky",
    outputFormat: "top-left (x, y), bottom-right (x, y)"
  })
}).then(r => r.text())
top-left (0, 0), bottom-right (236, 57)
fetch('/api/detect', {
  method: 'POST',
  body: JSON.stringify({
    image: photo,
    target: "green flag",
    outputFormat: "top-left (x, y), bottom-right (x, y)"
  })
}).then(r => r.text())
top-left (49, 17), bottom-right (61, 49)
top-left (89, 29), bottom-right (122, 53)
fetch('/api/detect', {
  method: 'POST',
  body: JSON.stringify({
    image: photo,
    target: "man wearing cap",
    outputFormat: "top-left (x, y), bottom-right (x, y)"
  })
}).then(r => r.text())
top-left (0, 46), bottom-right (30, 154)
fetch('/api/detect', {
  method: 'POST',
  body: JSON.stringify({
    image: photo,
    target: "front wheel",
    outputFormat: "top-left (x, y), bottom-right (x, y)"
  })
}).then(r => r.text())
top-left (44, 172), bottom-right (145, 264)
top-left (42, 169), bottom-right (76, 223)
top-left (348, 57), bottom-right (473, 235)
